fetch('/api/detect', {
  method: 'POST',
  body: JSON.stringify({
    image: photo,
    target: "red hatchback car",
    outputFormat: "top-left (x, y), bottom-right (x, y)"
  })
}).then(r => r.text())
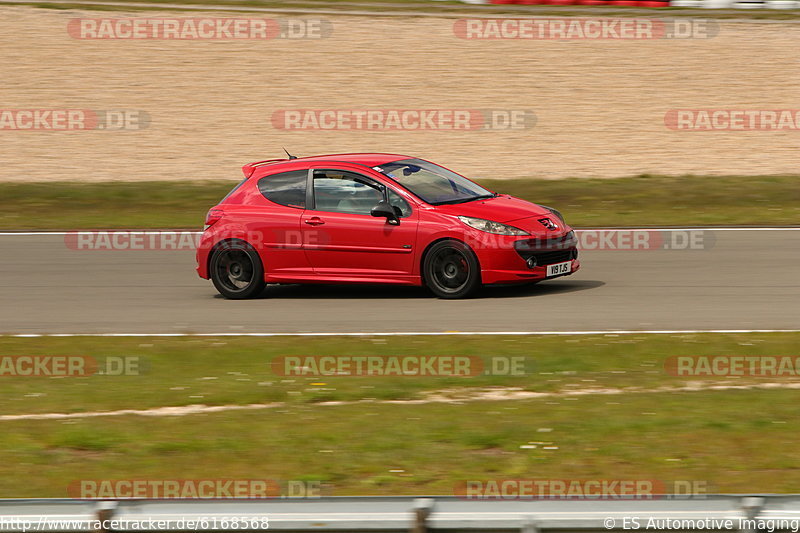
top-left (196, 153), bottom-right (579, 299)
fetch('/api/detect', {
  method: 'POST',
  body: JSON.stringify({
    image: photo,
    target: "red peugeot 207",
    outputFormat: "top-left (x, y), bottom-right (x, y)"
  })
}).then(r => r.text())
top-left (196, 153), bottom-right (579, 299)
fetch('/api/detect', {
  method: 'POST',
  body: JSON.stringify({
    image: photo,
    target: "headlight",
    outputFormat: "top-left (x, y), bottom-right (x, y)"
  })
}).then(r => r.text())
top-left (458, 216), bottom-right (529, 236)
top-left (539, 205), bottom-right (565, 223)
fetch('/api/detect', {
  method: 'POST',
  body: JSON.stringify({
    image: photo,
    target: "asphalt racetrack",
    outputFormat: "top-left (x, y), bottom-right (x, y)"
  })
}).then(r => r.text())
top-left (1, 230), bottom-right (797, 335)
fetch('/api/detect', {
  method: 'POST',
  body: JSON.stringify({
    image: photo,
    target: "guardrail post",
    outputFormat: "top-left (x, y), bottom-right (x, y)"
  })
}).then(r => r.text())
top-left (522, 517), bottom-right (540, 533)
top-left (411, 498), bottom-right (435, 533)
top-left (94, 501), bottom-right (118, 533)
top-left (740, 496), bottom-right (765, 533)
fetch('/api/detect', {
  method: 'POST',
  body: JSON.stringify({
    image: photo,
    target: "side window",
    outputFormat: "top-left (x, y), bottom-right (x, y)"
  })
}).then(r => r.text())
top-left (313, 171), bottom-right (384, 215)
top-left (387, 188), bottom-right (411, 218)
top-left (257, 170), bottom-right (307, 208)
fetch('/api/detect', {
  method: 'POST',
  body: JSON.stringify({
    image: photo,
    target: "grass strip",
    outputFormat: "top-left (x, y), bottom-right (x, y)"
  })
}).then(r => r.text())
top-left (1, 174), bottom-right (797, 229)
top-left (0, 332), bottom-right (795, 414)
top-left (1, 388), bottom-right (799, 496)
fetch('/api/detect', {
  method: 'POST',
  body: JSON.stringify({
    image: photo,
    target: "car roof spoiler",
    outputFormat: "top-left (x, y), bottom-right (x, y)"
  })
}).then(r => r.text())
top-left (241, 159), bottom-right (288, 178)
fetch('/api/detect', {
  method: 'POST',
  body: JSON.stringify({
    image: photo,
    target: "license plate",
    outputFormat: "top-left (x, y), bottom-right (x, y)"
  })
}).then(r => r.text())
top-left (546, 261), bottom-right (571, 277)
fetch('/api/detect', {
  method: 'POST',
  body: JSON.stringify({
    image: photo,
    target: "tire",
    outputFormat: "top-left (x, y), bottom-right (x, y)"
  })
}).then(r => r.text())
top-left (422, 240), bottom-right (481, 299)
top-left (209, 241), bottom-right (266, 299)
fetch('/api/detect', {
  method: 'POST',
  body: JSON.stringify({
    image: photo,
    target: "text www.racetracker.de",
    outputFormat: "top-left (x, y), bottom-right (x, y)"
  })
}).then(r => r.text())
top-left (0, 516), bottom-right (270, 531)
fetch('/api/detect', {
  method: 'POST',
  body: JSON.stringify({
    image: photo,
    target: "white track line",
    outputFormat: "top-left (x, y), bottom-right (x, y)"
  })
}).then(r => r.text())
top-left (1, 228), bottom-right (799, 236)
top-left (3, 329), bottom-right (799, 337)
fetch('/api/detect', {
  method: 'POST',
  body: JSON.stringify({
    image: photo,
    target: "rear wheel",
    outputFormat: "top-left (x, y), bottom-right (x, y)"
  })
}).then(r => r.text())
top-left (209, 241), bottom-right (266, 299)
top-left (423, 240), bottom-right (481, 299)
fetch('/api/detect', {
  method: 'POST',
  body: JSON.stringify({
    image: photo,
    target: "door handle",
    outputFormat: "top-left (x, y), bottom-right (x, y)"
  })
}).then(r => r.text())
top-left (304, 217), bottom-right (325, 226)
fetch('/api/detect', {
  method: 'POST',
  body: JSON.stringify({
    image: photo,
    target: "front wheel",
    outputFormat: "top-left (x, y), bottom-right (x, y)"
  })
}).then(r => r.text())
top-left (209, 241), bottom-right (266, 299)
top-left (423, 240), bottom-right (481, 299)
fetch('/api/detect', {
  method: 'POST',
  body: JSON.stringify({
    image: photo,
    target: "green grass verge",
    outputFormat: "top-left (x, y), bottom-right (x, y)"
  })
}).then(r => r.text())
top-left (0, 333), bottom-right (796, 414)
top-left (2, 174), bottom-right (798, 229)
top-left (0, 333), bottom-right (798, 495)
top-left (3, 390), bottom-right (800, 496)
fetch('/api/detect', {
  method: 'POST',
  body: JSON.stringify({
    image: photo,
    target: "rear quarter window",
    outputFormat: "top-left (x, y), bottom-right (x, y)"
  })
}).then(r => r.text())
top-left (257, 170), bottom-right (307, 208)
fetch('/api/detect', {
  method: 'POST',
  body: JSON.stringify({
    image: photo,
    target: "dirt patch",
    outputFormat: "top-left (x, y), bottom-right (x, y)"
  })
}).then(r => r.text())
top-left (1, 7), bottom-right (798, 182)
top-left (4, 381), bottom-right (800, 421)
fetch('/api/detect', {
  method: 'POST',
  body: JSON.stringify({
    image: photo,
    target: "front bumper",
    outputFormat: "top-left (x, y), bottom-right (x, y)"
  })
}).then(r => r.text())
top-left (481, 258), bottom-right (580, 285)
top-left (469, 230), bottom-right (581, 285)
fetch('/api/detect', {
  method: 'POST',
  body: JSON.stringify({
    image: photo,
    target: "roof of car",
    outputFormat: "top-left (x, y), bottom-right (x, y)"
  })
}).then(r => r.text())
top-left (292, 153), bottom-right (413, 165)
top-left (242, 153), bottom-right (414, 178)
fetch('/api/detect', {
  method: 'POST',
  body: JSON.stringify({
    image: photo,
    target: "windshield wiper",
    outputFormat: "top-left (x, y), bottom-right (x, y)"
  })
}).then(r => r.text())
top-left (430, 194), bottom-right (493, 206)
top-left (464, 193), bottom-right (497, 202)
top-left (432, 193), bottom-right (497, 205)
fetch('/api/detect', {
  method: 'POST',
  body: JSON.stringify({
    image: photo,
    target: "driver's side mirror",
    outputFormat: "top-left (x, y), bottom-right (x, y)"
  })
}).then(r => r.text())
top-left (371, 201), bottom-right (400, 225)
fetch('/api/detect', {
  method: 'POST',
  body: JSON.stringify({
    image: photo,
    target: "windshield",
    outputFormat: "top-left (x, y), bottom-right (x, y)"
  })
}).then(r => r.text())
top-left (374, 158), bottom-right (495, 205)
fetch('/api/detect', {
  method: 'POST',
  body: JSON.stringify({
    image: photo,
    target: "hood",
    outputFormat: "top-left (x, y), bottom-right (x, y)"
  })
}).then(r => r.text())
top-left (432, 194), bottom-right (553, 223)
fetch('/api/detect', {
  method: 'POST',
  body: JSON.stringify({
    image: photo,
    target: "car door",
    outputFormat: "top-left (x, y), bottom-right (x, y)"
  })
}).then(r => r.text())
top-left (301, 166), bottom-right (420, 281)
top-left (247, 168), bottom-right (313, 277)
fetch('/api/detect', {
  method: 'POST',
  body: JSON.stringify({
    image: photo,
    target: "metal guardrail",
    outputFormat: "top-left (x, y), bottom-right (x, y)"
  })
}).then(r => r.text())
top-left (2, 496), bottom-right (799, 532)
